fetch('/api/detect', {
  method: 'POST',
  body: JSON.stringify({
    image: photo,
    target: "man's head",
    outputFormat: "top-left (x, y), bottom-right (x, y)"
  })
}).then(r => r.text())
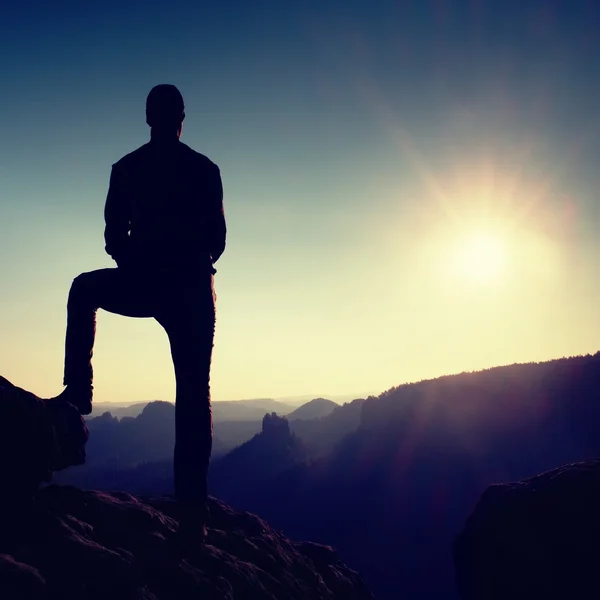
top-left (146, 84), bottom-right (185, 136)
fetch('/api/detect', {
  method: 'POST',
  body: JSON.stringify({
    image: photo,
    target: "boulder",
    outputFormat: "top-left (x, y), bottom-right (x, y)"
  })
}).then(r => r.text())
top-left (0, 376), bottom-right (88, 500)
top-left (454, 459), bottom-right (600, 599)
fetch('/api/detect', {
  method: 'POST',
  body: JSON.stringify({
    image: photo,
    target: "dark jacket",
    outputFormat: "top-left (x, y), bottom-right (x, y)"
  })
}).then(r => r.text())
top-left (104, 140), bottom-right (226, 273)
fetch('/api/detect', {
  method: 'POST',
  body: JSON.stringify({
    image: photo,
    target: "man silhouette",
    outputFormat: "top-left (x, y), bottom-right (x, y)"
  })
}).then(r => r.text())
top-left (50, 84), bottom-right (226, 541)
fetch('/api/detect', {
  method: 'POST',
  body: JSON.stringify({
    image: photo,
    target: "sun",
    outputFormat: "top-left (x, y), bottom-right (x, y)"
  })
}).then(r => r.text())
top-left (452, 230), bottom-right (508, 282)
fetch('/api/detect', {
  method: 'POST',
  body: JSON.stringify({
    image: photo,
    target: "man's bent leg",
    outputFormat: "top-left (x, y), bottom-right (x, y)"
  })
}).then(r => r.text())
top-left (58, 268), bottom-right (157, 413)
top-left (159, 276), bottom-right (216, 534)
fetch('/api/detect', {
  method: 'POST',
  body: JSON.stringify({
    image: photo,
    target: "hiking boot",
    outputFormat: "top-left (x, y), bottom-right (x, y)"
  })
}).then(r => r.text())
top-left (47, 384), bottom-right (93, 416)
top-left (176, 505), bottom-right (209, 551)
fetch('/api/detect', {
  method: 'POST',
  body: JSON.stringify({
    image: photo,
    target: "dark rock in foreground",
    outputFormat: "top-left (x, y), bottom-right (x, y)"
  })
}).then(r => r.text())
top-left (0, 485), bottom-right (374, 600)
top-left (0, 376), bottom-right (88, 499)
top-left (454, 459), bottom-right (600, 600)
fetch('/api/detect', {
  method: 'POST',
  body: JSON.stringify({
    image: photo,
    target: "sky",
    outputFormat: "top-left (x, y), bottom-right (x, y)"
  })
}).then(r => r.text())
top-left (2, 0), bottom-right (600, 403)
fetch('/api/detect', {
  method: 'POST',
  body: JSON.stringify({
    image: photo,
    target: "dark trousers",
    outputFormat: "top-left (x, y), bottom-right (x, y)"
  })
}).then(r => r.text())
top-left (63, 267), bottom-right (215, 510)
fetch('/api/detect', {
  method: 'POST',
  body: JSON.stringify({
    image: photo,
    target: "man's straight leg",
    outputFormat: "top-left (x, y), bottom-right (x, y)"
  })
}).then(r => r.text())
top-left (159, 275), bottom-right (216, 523)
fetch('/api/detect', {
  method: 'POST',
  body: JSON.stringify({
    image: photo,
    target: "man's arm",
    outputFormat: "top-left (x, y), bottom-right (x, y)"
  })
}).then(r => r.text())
top-left (208, 165), bottom-right (226, 265)
top-left (104, 165), bottom-right (130, 265)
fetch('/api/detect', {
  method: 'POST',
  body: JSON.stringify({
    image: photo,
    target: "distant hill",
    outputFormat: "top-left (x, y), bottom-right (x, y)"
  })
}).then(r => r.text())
top-left (89, 401), bottom-right (149, 419)
top-left (89, 398), bottom-right (296, 422)
top-left (287, 398), bottom-right (338, 421)
top-left (274, 392), bottom-right (375, 406)
top-left (85, 401), bottom-right (176, 467)
top-left (211, 398), bottom-right (295, 421)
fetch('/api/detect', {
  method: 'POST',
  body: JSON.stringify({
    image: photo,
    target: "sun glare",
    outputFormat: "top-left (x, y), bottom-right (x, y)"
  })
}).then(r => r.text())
top-left (452, 230), bottom-right (508, 282)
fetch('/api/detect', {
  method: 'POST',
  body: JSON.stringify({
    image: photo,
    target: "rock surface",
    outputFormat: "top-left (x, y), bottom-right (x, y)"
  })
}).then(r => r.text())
top-left (454, 459), bottom-right (600, 600)
top-left (0, 485), bottom-right (374, 600)
top-left (0, 376), bottom-right (88, 499)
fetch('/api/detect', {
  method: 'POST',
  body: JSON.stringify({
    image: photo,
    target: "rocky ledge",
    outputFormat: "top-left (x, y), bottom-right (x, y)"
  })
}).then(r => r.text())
top-left (454, 459), bottom-right (600, 600)
top-left (0, 486), bottom-right (373, 600)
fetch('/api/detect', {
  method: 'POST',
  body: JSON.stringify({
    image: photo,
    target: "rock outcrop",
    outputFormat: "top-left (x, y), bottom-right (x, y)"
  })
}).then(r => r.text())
top-left (209, 413), bottom-right (309, 508)
top-left (454, 460), bottom-right (600, 600)
top-left (0, 485), bottom-right (374, 600)
top-left (0, 376), bottom-right (88, 500)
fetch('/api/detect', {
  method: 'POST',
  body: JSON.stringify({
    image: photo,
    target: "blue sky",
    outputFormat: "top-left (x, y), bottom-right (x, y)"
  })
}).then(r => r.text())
top-left (2, 0), bottom-right (600, 402)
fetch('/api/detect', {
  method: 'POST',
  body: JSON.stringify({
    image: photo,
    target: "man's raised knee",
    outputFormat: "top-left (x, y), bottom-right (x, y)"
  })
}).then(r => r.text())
top-left (68, 271), bottom-right (97, 303)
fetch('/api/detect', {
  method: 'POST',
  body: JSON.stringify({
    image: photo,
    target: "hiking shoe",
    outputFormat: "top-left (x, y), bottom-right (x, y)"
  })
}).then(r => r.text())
top-left (47, 384), bottom-right (93, 416)
top-left (176, 505), bottom-right (209, 551)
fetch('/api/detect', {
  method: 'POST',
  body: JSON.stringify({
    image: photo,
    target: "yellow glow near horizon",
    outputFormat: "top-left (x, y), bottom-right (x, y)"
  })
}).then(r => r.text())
top-left (2, 90), bottom-right (591, 406)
